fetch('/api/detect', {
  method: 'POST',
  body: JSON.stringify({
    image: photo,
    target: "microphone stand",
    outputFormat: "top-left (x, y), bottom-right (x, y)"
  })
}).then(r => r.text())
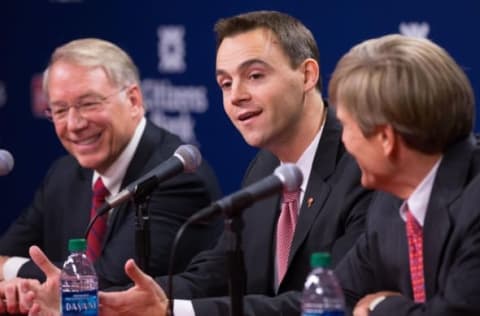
top-left (134, 193), bottom-right (152, 274)
top-left (224, 215), bottom-right (245, 316)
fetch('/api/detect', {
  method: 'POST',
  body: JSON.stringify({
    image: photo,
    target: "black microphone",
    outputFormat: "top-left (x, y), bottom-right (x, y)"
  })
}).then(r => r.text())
top-left (189, 163), bottom-right (303, 222)
top-left (84, 144), bottom-right (202, 239)
top-left (94, 144), bottom-right (202, 217)
top-left (0, 149), bottom-right (14, 176)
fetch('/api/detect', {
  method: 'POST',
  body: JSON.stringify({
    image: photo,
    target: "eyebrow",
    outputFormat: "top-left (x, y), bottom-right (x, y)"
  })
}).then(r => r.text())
top-left (216, 58), bottom-right (271, 77)
top-left (49, 91), bottom-right (103, 106)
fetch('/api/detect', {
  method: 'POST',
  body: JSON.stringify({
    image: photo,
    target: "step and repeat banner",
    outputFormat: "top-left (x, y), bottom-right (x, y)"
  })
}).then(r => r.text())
top-left (0, 1), bottom-right (479, 232)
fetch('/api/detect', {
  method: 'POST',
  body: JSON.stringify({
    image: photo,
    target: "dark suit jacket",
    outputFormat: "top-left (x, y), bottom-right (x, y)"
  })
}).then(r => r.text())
top-left (157, 108), bottom-right (372, 315)
top-left (336, 136), bottom-right (480, 316)
top-left (0, 121), bottom-right (222, 289)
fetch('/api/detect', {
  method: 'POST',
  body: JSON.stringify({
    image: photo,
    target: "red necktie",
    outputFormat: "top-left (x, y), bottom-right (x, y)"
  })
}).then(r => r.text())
top-left (406, 208), bottom-right (426, 302)
top-left (87, 177), bottom-right (110, 262)
top-left (276, 190), bottom-right (300, 283)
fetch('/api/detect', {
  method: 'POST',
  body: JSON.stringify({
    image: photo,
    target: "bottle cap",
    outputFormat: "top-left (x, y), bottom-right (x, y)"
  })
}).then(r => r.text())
top-left (68, 238), bottom-right (87, 252)
top-left (310, 252), bottom-right (331, 268)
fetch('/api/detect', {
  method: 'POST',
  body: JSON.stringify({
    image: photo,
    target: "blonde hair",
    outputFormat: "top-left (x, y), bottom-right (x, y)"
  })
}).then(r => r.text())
top-left (329, 34), bottom-right (474, 153)
top-left (43, 38), bottom-right (140, 92)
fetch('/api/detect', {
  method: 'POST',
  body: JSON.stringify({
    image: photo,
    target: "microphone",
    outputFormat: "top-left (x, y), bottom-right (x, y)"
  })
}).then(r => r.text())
top-left (94, 144), bottom-right (202, 218)
top-left (189, 163), bottom-right (303, 222)
top-left (0, 149), bottom-right (14, 176)
top-left (166, 163), bottom-right (302, 315)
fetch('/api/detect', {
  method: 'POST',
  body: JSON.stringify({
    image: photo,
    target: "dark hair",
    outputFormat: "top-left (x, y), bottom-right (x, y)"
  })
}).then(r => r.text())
top-left (215, 10), bottom-right (322, 91)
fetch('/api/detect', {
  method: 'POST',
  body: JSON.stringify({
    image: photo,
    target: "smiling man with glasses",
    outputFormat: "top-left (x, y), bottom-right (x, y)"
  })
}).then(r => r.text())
top-left (45, 86), bottom-right (128, 123)
top-left (0, 38), bottom-right (222, 314)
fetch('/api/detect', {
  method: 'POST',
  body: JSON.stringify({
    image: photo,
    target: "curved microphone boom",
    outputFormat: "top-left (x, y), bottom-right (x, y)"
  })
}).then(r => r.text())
top-left (188, 163), bottom-right (303, 224)
top-left (84, 144), bottom-right (202, 238)
top-left (167, 163), bottom-right (303, 315)
top-left (0, 149), bottom-right (14, 176)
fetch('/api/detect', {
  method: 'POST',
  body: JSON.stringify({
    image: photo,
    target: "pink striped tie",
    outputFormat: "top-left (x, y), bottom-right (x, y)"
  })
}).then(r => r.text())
top-left (276, 190), bottom-right (300, 283)
top-left (406, 208), bottom-right (426, 302)
top-left (87, 178), bottom-right (110, 262)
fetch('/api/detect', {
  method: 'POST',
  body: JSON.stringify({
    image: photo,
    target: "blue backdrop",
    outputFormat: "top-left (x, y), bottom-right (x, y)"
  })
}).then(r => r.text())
top-left (1, 0), bottom-right (479, 233)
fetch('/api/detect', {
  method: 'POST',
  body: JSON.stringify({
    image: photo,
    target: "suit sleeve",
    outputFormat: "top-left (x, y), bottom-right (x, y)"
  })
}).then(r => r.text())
top-left (192, 291), bottom-right (301, 316)
top-left (335, 231), bottom-right (377, 313)
top-left (0, 159), bottom-right (67, 281)
top-left (329, 155), bottom-right (372, 266)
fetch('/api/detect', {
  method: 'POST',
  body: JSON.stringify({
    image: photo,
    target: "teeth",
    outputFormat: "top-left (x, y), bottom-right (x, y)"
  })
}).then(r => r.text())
top-left (74, 135), bottom-right (99, 145)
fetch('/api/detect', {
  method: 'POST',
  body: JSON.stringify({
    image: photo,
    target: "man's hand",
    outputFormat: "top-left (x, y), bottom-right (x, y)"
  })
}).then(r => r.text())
top-left (353, 291), bottom-right (401, 316)
top-left (0, 255), bottom-right (10, 280)
top-left (0, 277), bottom-right (40, 314)
top-left (99, 259), bottom-right (168, 316)
top-left (20, 246), bottom-right (61, 316)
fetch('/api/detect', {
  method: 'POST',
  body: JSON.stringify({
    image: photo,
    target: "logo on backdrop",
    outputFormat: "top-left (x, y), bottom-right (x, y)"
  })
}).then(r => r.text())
top-left (145, 25), bottom-right (209, 144)
top-left (142, 79), bottom-right (208, 143)
top-left (399, 22), bottom-right (430, 38)
top-left (0, 81), bottom-right (7, 108)
top-left (157, 26), bottom-right (186, 73)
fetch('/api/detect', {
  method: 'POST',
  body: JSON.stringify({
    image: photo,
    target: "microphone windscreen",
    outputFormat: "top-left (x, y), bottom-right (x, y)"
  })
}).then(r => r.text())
top-left (174, 144), bottom-right (202, 172)
top-left (274, 163), bottom-right (303, 192)
top-left (0, 149), bottom-right (14, 176)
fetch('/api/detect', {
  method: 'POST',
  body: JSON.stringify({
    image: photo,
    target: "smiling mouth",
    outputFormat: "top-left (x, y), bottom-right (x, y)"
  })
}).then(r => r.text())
top-left (238, 110), bottom-right (262, 122)
top-left (72, 134), bottom-right (101, 146)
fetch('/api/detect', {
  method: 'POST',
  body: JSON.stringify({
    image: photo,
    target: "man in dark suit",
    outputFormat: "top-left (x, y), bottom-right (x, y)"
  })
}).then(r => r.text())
top-left (78, 10), bottom-right (369, 316)
top-left (329, 34), bottom-right (480, 315)
top-left (18, 11), bottom-right (371, 316)
top-left (0, 38), bottom-right (222, 314)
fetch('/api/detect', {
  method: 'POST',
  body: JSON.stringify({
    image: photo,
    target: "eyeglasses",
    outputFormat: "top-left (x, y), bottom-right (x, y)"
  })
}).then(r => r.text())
top-left (45, 87), bottom-right (127, 123)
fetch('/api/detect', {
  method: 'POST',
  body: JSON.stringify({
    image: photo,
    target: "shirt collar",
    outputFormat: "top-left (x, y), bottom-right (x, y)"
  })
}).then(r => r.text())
top-left (93, 117), bottom-right (147, 195)
top-left (281, 111), bottom-right (327, 208)
top-left (400, 156), bottom-right (442, 226)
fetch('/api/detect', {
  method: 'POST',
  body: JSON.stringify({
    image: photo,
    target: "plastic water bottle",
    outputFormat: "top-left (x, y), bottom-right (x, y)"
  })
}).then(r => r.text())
top-left (301, 252), bottom-right (345, 316)
top-left (60, 238), bottom-right (98, 316)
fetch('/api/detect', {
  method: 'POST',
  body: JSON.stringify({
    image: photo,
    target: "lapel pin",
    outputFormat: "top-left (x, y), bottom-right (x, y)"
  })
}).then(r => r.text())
top-left (307, 197), bottom-right (314, 208)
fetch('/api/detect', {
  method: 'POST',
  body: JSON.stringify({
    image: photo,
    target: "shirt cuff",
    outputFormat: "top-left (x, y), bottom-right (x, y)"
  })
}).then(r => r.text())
top-left (173, 299), bottom-right (195, 316)
top-left (3, 256), bottom-right (29, 280)
top-left (368, 295), bottom-right (387, 312)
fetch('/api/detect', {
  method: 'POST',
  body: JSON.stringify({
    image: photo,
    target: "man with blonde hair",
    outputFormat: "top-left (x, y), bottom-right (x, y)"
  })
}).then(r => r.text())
top-left (0, 38), bottom-right (222, 314)
top-left (330, 34), bottom-right (480, 315)
top-left (22, 11), bottom-right (371, 316)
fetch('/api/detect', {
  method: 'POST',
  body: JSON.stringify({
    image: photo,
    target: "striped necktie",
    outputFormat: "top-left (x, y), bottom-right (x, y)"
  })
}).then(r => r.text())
top-left (87, 177), bottom-right (110, 262)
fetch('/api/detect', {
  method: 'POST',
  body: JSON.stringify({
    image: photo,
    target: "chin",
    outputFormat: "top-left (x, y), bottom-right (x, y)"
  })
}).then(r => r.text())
top-left (242, 136), bottom-right (263, 148)
top-left (360, 175), bottom-right (376, 190)
top-left (75, 156), bottom-right (104, 170)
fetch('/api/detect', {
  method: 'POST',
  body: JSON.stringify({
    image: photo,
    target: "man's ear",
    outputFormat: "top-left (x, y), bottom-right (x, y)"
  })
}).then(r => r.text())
top-left (301, 58), bottom-right (319, 92)
top-left (125, 84), bottom-right (145, 116)
top-left (378, 124), bottom-right (397, 156)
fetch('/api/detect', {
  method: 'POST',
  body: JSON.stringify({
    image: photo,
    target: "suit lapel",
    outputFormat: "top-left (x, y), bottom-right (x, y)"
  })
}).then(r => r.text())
top-left (423, 137), bottom-right (475, 298)
top-left (103, 122), bottom-right (160, 243)
top-left (76, 167), bottom-right (94, 237)
top-left (287, 108), bottom-right (343, 270)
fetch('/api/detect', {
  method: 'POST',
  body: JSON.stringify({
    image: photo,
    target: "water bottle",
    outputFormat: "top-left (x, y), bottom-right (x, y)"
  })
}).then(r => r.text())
top-left (60, 238), bottom-right (98, 316)
top-left (301, 252), bottom-right (345, 316)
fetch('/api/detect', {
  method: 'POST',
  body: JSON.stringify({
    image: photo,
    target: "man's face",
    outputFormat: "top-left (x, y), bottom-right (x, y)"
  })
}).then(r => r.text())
top-left (46, 61), bottom-right (142, 173)
top-left (215, 28), bottom-right (306, 152)
top-left (336, 104), bottom-right (390, 190)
